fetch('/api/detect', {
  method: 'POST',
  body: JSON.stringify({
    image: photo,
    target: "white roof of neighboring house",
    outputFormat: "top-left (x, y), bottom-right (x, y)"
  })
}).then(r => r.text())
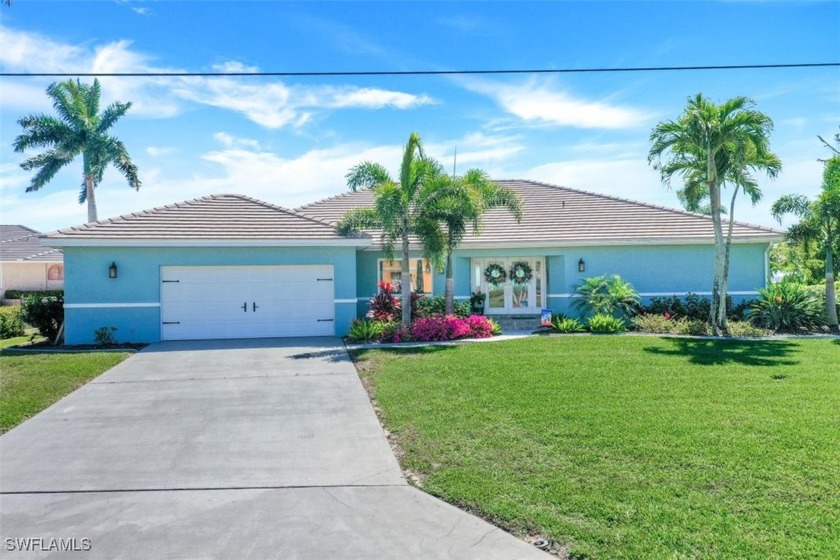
top-left (1, 225), bottom-right (63, 262)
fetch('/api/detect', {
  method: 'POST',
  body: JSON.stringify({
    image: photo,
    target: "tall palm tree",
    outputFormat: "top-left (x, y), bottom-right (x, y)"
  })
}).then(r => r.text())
top-left (13, 79), bottom-right (141, 223)
top-left (772, 155), bottom-right (840, 333)
top-left (649, 94), bottom-right (776, 335)
top-left (337, 132), bottom-right (448, 325)
top-left (418, 170), bottom-right (522, 314)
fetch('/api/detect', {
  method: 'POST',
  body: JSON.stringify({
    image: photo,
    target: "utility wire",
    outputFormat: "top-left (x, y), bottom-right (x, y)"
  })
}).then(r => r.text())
top-left (2, 62), bottom-right (838, 78)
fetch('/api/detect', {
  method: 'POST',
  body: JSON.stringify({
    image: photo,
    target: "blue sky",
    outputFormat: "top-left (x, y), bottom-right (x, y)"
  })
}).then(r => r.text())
top-left (1, 1), bottom-right (838, 232)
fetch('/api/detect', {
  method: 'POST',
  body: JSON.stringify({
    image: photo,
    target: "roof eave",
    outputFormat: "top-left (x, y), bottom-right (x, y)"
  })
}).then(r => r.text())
top-left (361, 235), bottom-right (782, 251)
top-left (40, 238), bottom-right (372, 248)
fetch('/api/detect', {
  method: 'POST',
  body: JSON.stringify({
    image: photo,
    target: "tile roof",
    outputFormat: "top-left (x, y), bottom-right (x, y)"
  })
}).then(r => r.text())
top-left (296, 179), bottom-right (784, 247)
top-left (42, 194), bottom-right (366, 243)
top-left (1, 225), bottom-right (63, 261)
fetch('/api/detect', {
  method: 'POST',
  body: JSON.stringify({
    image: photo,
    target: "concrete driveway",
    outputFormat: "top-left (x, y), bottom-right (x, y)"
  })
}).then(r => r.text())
top-left (1, 338), bottom-right (547, 559)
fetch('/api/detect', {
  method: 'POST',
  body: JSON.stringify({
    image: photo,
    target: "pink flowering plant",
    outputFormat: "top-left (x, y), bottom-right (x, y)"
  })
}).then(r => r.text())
top-left (409, 314), bottom-right (494, 342)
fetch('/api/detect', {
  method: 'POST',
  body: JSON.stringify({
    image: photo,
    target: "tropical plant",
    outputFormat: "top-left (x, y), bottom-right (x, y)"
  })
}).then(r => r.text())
top-left (572, 275), bottom-right (640, 318)
top-left (347, 319), bottom-right (386, 343)
top-left (771, 154), bottom-right (840, 333)
top-left (550, 316), bottom-right (585, 333)
top-left (21, 293), bottom-right (64, 341)
top-left (367, 281), bottom-right (400, 322)
top-left (13, 79), bottom-right (141, 223)
top-left (487, 317), bottom-right (502, 336)
top-left (649, 94), bottom-right (777, 335)
top-left (418, 169), bottom-right (522, 314)
top-left (469, 290), bottom-right (486, 313)
top-left (338, 133), bottom-right (448, 324)
top-left (748, 282), bottom-right (825, 332)
top-left (586, 313), bottom-right (627, 333)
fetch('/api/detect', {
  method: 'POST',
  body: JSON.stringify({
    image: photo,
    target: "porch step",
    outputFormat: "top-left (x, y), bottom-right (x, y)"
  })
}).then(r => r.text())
top-left (491, 314), bottom-right (542, 333)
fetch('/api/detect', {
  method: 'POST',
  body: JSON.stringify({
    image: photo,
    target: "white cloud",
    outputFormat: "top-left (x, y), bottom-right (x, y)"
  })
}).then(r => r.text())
top-left (0, 25), bottom-right (434, 127)
top-left (212, 133), bottom-right (260, 149)
top-left (463, 77), bottom-right (650, 129)
top-left (329, 88), bottom-right (434, 109)
top-left (425, 132), bottom-right (525, 168)
top-left (146, 146), bottom-right (178, 157)
top-left (132, 7), bottom-right (150, 16)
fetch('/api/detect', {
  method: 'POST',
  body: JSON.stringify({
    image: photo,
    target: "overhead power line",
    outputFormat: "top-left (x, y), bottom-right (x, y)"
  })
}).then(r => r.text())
top-left (2, 62), bottom-right (838, 78)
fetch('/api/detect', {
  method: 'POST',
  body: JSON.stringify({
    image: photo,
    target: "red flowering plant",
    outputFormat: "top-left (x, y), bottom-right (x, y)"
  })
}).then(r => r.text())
top-left (367, 281), bottom-right (400, 322)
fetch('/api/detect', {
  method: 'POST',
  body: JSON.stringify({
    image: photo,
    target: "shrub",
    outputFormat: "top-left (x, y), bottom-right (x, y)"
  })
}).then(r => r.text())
top-left (728, 321), bottom-right (768, 337)
top-left (94, 326), bottom-right (118, 346)
top-left (410, 315), bottom-right (472, 342)
top-left (572, 275), bottom-right (640, 318)
top-left (749, 282), bottom-right (824, 332)
top-left (642, 293), bottom-right (752, 321)
top-left (551, 316), bottom-right (585, 333)
top-left (380, 322), bottom-right (414, 343)
top-left (415, 295), bottom-right (470, 318)
top-left (678, 319), bottom-right (711, 336)
top-left (4, 289), bottom-right (63, 300)
top-left (0, 306), bottom-right (24, 339)
top-left (587, 313), bottom-right (626, 333)
top-left (347, 319), bottom-right (386, 343)
top-left (632, 313), bottom-right (677, 334)
top-left (463, 315), bottom-right (494, 338)
top-left (487, 318), bottom-right (502, 336)
top-left (21, 293), bottom-right (64, 341)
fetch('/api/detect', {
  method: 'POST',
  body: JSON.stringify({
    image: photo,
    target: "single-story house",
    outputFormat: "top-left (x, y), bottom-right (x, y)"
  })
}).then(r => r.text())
top-left (40, 180), bottom-right (783, 344)
top-left (1, 225), bottom-right (64, 298)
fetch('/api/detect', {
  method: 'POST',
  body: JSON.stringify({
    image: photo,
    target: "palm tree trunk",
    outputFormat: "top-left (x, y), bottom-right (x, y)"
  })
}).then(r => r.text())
top-left (721, 186), bottom-right (739, 327)
top-left (85, 175), bottom-right (98, 223)
top-left (400, 233), bottom-right (411, 325)
top-left (83, 152), bottom-right (98, 223)
top-left (444, 250), bottom-right (455, 315)
top-left (826, 245), bottom-right (839, 333)
top-left (708, 169), bottom-right (728, 336)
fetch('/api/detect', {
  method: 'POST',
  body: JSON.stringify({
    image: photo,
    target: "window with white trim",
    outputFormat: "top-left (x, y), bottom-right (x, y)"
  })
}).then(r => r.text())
top-left (378, 259), bottom-right (433, 294)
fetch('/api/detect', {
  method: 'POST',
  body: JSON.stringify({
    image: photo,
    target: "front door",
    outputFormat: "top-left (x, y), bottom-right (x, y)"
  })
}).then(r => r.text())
top-left (472, 258), bottom-right (544, 314)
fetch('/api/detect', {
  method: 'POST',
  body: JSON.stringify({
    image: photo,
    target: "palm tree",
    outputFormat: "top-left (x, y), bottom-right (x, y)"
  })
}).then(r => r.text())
top-left (771, 155), bottom-right (840, 333)
top-left (418, 170), bottom-right (522, 314)
top-left (337, 132), bottom-right (448, 325)
top-left (13, 79), bottom-right (141, 223)
top-left (649, 94), bottom-right (776, 335)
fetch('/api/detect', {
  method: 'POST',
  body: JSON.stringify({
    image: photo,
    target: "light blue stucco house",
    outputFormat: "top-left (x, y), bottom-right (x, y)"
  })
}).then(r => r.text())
top-left (42, 180), bottom-right (783, 344)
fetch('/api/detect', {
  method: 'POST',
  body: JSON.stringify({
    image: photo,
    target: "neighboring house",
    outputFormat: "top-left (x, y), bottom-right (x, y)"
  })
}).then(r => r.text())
top-left (1, 225), bottom-right (64, 297)
top-left (40, 180), bottom-right (783, 344)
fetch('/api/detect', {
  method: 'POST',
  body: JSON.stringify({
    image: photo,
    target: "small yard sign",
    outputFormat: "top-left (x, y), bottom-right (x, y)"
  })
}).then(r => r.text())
top-left (541, 309), bottom-right (552, 326)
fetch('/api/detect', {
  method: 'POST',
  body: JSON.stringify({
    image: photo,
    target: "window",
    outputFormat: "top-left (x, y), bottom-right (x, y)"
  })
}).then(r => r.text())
top-left (378, 259), bottom-right (432, 294)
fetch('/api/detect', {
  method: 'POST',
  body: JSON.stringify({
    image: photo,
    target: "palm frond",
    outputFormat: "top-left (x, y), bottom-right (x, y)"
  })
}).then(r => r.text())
top-left (345, 161), bottom-right (391, 191)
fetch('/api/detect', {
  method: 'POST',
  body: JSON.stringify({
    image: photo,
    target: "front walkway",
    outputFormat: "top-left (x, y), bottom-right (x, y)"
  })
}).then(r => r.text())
top-left (0, 338), bottom-right (547, 559)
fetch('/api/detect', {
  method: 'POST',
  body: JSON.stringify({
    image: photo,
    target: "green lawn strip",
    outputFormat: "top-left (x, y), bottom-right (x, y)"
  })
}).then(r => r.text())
top-left (351, 336), bottom-right (840, 560)
top-left (0, 336), bottom-right (40, 349)
top-left (0, 352), bottom-right (130, 433)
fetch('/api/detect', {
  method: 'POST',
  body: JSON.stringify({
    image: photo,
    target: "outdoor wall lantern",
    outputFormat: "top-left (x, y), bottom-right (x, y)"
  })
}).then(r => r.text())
top-left (109, 262), bottom-right (118, 279)
top-left (578, 258), bottom-right (586, 273)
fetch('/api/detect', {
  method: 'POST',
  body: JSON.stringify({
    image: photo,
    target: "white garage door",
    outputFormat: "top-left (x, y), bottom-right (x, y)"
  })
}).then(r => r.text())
top-left (160, 265), bottom-right (335, 340)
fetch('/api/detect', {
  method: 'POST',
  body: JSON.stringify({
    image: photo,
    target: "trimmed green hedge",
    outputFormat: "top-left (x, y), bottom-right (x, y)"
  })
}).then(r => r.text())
top-left (4, 289), bottom-right (64, 300)
top-left (0, 306), bottom-right (24, 339)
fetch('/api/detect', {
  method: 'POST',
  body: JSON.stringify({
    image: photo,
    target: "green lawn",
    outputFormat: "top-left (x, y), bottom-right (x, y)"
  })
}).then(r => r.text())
top-left (0, 350), bottom-right (131, 433)
top-left (351, 336), bottom-right (840, 559)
